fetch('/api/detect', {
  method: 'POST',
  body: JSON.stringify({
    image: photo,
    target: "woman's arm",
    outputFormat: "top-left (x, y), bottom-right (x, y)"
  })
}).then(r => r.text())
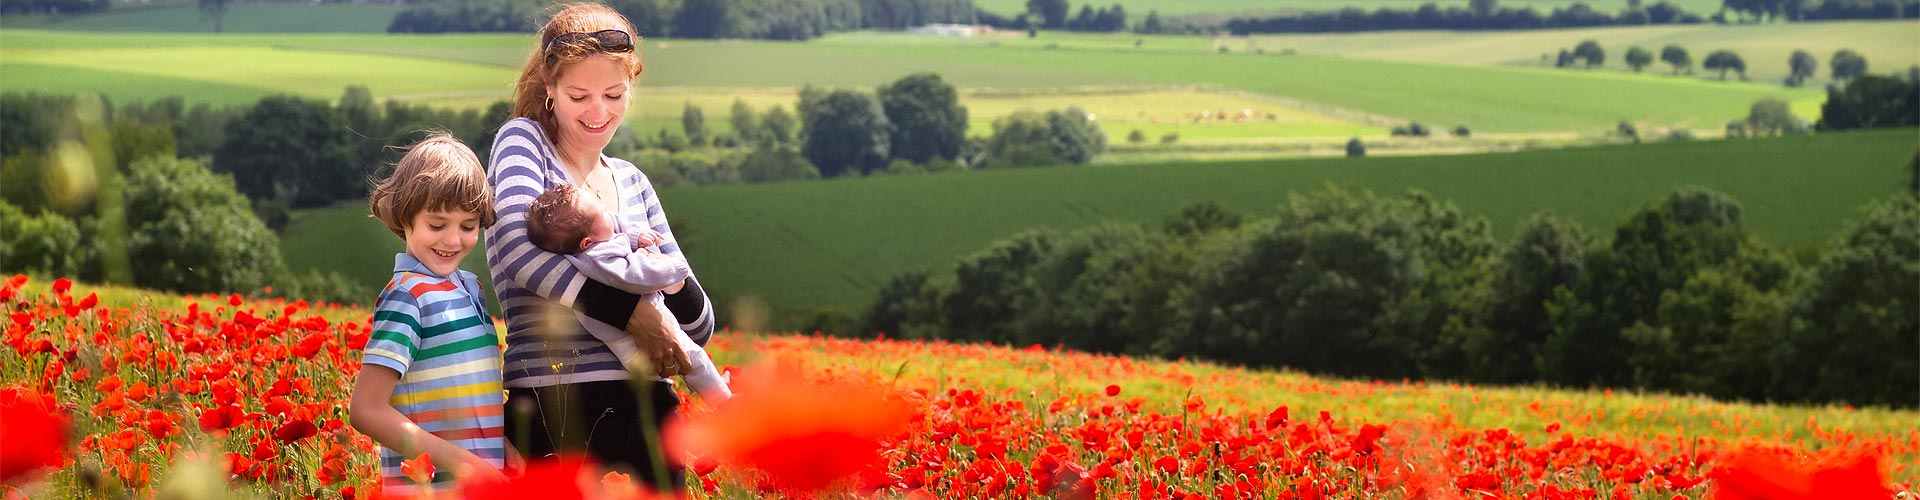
top-left (485, 120), bottom-right (644, 327)
top-left (626, 167), bottom-right (717, 346)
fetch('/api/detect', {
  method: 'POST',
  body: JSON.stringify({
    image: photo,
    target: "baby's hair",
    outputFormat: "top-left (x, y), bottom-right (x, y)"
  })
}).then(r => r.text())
top-left (527, 184), bottom-right (593, 254)
top-left (368, 132), bottom-right (495, 238)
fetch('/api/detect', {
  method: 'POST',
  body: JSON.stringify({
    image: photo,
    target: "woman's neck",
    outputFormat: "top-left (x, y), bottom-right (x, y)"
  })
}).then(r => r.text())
top-left (554, 135), bottom-right (601, 180)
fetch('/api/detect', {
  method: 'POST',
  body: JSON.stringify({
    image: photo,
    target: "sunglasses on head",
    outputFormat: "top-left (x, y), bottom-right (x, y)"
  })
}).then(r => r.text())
top-left (543, 29), bottom-right (635, 66)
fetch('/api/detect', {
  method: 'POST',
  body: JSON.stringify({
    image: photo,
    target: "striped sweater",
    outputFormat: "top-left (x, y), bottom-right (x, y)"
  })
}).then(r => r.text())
top-left (360, 253), bottom-right (506, 494)
top-left (485, 117), bottom-right (716, 389)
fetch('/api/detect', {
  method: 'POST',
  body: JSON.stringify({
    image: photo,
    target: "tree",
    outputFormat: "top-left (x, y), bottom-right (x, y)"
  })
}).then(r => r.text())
top-left (1044, 107), bottom-right (1105, 164)
top-left (800, 89), bottom-right (891, 177)
top-left (673, 0), bottom-right (734, 38)
top-left (729, 99), bottom-right (760, 145)
top-left (1162, 202), bottom-right (1243, 237)
top-left (682, 102), bottom-right (708, 147)
top-left (737, 142), bottom-right (821, 183)
top-left (1027, 0), bottom-right (1068, 28)
top-left (1647, 0), bottom-right (1685, 22)
top-left (1555, 49), bottom-right (1576, 68)
top-left (1660, 44), bottom-right (1692, 74)
top-left (877, 73), bottom-right (968, 164)
top-left (1138, 9), bottom-right (1164, 33)
top-left (1815, 75), bottom-right (1920, 130)
top-left (0, 201), bottom-right (85, 277)
top-left (212, 95), bottom-right (357, 208)
top-left (1780, 196), bottom-right (1919, 407)
top-left (1625, 46), bottom-right (1653, 72)
top-left (1540, 188), bottom-right (1771, 388)
top-left (123, 156), bottom-right (284, 294)
top-left (1572, 40), bottom-right (1606, 68)
top-left (1069, 4), bottom-right (1097, 30)
top-left (1346, 137), bottom-right (1366, 157)
top-left (1744, 98), bottom-right (1798, 135)
top-left (1471, 0), bottom-right (1499, 16)
top-left (1127, 129), bottom-right (1147, 144)
top-left (1786, 50), bottom-right (1817, 86)
top-left (1830, 48), bottom-right (1869, 81)
top-left (1702, 50), bottom-right (1746, 80)
top-left (1449, 213), bottom-right (1589, 383)
top-left (984, 111), bottom-right (1059, 167)
top-left (199, 0), bottom-right (228, 32)
top-left (762, 105), bottom-right (797, 144)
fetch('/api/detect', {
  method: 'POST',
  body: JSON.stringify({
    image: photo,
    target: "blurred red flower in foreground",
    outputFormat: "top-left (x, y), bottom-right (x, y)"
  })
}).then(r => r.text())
top-left (0, 386), bottom-right (68, 483)
top-left (1710, 447), bottom-right (1888, 500)
top-left (666, 358), bottom-right (911, 496)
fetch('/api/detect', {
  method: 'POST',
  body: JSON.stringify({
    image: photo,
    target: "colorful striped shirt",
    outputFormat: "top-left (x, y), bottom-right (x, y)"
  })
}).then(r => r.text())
top-left (485, 117), bottom-right (715, 389)
top-left (361, 253), bottom-right (506, 495)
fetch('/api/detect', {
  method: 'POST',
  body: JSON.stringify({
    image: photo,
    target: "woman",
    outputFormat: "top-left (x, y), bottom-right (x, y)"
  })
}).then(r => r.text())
top-left (483, 2), bottom-right (714, 490)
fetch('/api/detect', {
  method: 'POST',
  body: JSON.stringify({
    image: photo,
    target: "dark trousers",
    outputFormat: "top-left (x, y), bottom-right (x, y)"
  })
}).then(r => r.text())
top-left (505, 379), bottom-right (684, 491)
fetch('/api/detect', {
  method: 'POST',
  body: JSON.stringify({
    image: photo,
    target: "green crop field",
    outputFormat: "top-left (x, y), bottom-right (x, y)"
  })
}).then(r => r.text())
top-left (968, 0), bottom-right (1729, 18)
top-left (2, 28), bottom-right (1823, 137)
top-left (0, 3), bottom-right (402, 33)
top-left (1237, 20), bottom-right (1920, 87)
top-left (279, 129), bottom-right (1917, 326)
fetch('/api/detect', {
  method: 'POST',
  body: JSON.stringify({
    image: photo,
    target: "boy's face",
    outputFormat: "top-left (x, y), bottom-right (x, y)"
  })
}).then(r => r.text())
top-left (404, 209), bottom-right (481, 276)
top-left (574, 190), bottom-right (616, 248)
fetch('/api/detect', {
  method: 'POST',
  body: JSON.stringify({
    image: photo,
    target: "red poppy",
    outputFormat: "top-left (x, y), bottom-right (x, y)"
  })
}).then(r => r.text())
top-left (1106, 384), bottom-right (1122, 397)
top-left (0, 387), bottom-right (67, 483)
top-left (458, 453), bottom-right (590, 500)
top-left (274, 418), bottom-right (318, 444)
top-left (666, 359), bottom-right (911, 495)
top-left (292, 331), bottom-right (329, 359)
top-left (401, 452), bottom-right (434, 485)
top-left (1710, 448), bottom-right (1889, 500)
top-left (51, 277), bottom-right (71, 296)
top-left (198, 404), bottom-right (244, 433)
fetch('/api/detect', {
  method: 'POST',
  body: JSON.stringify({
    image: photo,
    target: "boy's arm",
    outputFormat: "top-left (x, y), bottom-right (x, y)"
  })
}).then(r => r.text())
top-left (349, 367), bottom-right (506, 483)
top-left (571, 234), bottom-right (691, 295)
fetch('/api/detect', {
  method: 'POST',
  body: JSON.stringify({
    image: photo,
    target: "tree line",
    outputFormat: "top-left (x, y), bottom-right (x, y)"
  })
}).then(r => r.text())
top-left (857, 186), bottom-right (1919, 408)
top-left (1224, 0), bottom-right (1916, 35)
top-left (390, 0), bottom-right (979, 39)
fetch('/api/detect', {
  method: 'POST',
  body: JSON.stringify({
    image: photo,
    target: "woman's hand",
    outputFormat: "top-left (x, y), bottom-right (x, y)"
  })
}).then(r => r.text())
top-left (449, 449), bottom-right (509, 484)
top-left (626, 303), bottom-right (692, 378)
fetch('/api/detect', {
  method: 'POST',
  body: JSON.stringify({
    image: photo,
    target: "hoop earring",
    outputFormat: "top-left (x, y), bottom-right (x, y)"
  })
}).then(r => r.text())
top-left (544, 96), bottom-right (553, 111)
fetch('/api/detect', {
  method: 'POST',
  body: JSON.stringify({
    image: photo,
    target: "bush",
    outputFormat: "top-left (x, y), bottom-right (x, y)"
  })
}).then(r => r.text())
top-left (738, 143), bottom-right (821, 183)
top-left (1127, 129), bottom-right (1147, 144)
top-left (1779, 196), bottom-right (1919, 407)
top-left (0, 200), bottom-right (87, 277)
top-left (982, 107), bottom-right (1105, 167)
top-left (880, 159), bottom-right (926, 176)
top-left (1346, 138), bottom-right (1366, 157)
top-left (124, 156), bottom-right (284, 294)
top-left (271, 269), bottom-right (370, 305)
top-left (1452, 125), bottom-right (1472, 138)
top-left (1159, 132), bottom-right (1180, 145)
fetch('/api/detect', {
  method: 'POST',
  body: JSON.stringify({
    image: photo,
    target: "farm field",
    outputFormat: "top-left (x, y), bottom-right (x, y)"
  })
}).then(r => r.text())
top-left (0, 3), bottom-right (403, 33)
top-left (967, 0), bottom-right (1731, 17)
top-left (279, 129), bottom-right (1918, 326)
top-left (0, 277), bottom-right (1913, 498)
top-left (0, 28), bottom-right (1821, 136)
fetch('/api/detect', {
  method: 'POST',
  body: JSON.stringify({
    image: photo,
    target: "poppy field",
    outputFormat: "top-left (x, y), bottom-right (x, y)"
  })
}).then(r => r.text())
top-left (2, 276), bottom-right (1916, 499)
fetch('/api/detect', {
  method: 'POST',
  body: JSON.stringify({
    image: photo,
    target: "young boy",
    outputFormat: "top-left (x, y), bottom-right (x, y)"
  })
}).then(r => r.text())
top-left (525, 184), bottom-right (731, 401)
top-left (350, 133), bottom-right (518, 494)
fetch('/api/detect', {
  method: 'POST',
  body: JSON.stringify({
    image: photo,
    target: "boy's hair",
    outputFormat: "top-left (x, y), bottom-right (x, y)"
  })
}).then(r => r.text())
top-left (368, 132), bottom-right (496, 238)
top-left (527, 184), bottom-right (593, 254)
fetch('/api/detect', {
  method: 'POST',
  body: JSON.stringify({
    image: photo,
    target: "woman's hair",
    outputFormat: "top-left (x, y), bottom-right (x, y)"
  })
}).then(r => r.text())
top-left (511, 2), bottom-right (644, 140)
top-left (525, 184), bottom-right (594, 254)
top-left (368, 132), bottom-right (497, 238)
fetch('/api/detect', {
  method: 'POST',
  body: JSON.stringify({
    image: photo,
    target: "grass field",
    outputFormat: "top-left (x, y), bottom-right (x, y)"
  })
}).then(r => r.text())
top-left (1238, 20), bottom-right (1920, 87)
top-left (2, 279), bottom-right (1914, 497)
top-left (0, 3), bottom-right (402, 33)
top-left (2, 28), bottom-right (1824, 135)
top-left (970, 0), bottom-right (1731, 18)
top-left (280, 129), bottom-right (1918, 326)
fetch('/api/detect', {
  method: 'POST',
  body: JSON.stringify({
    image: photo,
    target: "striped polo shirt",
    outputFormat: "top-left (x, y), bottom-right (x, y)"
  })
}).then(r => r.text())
top-left (485, 117), bottom-right (714, 389)
top-left (361, 253), bottom-right (506, 494)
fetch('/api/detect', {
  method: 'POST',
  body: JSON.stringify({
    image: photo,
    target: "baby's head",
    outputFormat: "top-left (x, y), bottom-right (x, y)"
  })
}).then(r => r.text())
top-left (527, 184), bottom-right (614, 254)
top-left (368, 133), bottom-right (495, 275)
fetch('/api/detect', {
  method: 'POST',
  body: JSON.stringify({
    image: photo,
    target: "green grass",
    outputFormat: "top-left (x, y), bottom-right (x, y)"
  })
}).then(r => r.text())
top-left (0, 4), bottom-right (402, 33)
top-left (1237, 20), bottom-right (1920, 87)
top-left (1, 29), bottom-right (1824, 134)
top-left (968, 0), bottom-right (1729, 18)
top-left (281, 129), bottom-right (1918, 327)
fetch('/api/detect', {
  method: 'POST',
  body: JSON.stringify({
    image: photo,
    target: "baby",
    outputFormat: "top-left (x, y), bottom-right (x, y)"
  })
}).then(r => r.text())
top-left (525, 184), bottom-right (730, 401)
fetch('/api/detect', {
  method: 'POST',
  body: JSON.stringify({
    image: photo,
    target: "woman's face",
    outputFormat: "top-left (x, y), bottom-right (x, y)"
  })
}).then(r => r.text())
top-left (548, 54), bottom-right (632, 155)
